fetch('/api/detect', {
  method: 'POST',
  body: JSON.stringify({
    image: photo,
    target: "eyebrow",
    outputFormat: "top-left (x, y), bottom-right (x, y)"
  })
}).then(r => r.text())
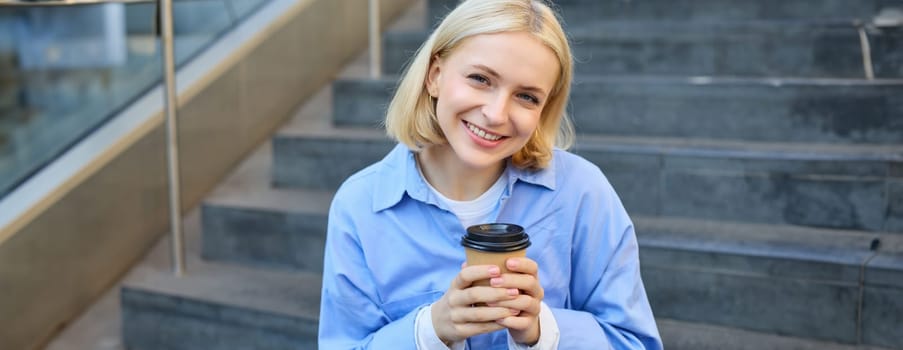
top-left (472, 64), bottom-right (549, 97)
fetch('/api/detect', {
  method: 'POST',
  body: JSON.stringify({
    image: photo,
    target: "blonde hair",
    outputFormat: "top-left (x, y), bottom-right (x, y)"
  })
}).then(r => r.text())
top-left (384, 0), bottom-right (574, 170)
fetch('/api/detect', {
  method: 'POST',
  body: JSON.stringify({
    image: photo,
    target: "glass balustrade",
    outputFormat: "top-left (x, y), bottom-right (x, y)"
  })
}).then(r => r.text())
top-left (0, 0), bottom-right (267, 198)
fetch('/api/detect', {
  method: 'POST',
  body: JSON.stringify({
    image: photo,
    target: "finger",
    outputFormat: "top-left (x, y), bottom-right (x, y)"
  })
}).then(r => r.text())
top-left (505, 257), bottom-right (538, 275)
top-left (450, 305), bottom-right (518, 323)
top-left (495, 315), bottom-right (536, 331)
top-left (489, 273), bottom-right (534, 290)
top-left (490, 295), bottom-right (541, 315)
top-left (449, 286), bottom-right (518, 307)
top-left (489, 274), bottom-right (544, 299)
top-left (452, 265), bottom-right (501, 289)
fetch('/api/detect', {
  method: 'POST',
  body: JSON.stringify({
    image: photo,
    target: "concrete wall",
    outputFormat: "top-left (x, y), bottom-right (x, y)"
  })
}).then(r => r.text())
top-left (0, 0), bottom-right (414, 349)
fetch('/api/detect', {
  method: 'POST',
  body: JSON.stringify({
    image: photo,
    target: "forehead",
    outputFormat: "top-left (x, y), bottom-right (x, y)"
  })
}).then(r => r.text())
top-left (445, 31), bottom-right (560, 92)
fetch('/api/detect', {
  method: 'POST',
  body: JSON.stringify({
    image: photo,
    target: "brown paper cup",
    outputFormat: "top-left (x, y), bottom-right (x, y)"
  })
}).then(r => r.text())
top-left (461, 223), bottom-right (531, 287)
top-left (464, 247), bottom-right (527, 287)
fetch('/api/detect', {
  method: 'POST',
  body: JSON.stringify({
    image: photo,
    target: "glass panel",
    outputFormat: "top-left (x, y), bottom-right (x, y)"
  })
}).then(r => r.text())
top-left (229, 0), bottom-right (267, 20)
top-left (0, 0), bottom-right (268, 197)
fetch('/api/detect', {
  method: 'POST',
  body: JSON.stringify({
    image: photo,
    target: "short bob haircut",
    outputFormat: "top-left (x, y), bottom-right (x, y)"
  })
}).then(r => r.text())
top-left (384, 0), bottom-right (574, 170)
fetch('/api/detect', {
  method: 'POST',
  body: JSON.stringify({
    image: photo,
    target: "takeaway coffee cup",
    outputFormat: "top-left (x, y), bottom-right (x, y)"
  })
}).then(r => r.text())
top-left (461, 223), bottom-right (531, 287)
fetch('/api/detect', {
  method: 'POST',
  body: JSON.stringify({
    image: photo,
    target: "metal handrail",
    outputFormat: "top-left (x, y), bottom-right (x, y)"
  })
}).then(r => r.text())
top-left (1, 0), bottom-right (186, 276)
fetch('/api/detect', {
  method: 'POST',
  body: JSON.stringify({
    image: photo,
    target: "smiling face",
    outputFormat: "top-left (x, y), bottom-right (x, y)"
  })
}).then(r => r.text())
top-left (425, 31), bottom-right (560, 173)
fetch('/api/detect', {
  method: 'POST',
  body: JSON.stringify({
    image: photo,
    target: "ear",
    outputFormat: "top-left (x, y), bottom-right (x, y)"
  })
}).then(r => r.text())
top-left (425, 57), bottom-right (442, 98)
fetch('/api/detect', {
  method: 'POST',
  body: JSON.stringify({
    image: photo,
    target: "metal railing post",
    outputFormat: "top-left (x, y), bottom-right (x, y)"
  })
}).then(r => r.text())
top-left (859, 8), bottom-right (903, 81)
top-left (369, 0), bottom-right (382, 79)
top-left (160, 0), bottom-right (185, 276)
top-left (856, 23), bottom-right (875, 80)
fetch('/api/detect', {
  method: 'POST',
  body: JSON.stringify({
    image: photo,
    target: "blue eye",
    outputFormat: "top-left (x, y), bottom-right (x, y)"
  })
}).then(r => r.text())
top-left (468, 74), bottom-right (489, 84)
top-left (518, 93), bottom-right (540, 105)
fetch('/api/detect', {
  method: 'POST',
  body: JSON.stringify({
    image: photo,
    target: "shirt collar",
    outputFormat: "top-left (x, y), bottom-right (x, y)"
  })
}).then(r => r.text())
top-left (372, 144), bottom-right (556, 212)
top-left (373, 144), bottom-right (424, 212)
top-left (505, 154), bottom-right (557, 192)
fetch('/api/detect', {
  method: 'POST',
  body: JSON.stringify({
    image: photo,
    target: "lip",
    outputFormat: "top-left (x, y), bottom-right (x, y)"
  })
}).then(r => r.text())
top-left (462, 121), bottom-right (506, 148)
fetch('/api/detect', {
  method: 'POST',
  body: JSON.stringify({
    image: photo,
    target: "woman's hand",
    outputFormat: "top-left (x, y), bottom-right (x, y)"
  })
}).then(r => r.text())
top-left (490, 257), bottom-right (544, 345)
top-left (431, 265), bottom-right (521, 344)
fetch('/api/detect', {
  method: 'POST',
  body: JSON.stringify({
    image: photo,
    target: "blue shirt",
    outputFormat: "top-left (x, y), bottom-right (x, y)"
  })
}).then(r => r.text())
top-left (319, 144), bottom-right (663, 349)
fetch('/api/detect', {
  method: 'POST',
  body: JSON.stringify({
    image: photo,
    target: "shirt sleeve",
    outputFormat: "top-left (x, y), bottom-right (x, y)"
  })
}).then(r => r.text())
top-left (415, 305), bottom-right (466, 350)
top-left (319, 190), bottom-right (421, 349)
top-left (554, 169), bottom-right (663, 350)
top-left (507, 301), bottom-right (560, 350)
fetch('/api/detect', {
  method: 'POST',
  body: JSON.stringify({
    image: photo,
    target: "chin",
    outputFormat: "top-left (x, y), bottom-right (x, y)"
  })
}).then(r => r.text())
top-left (457, 150), bottom-right (510, 170)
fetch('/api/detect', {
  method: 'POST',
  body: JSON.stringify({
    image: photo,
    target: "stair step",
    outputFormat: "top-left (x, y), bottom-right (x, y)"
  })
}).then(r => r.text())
top-left (570, 76), bottom-right (903, 143)
top-left (384, 23), bottom-right (903, 78)
top-left (273, 125), bottom-right (903, 232)
top-left (576, 135), bottom-right (902, 233)
top-left (658, 318), bottom-right (894, 350)
top-left (202, 143), bottom-right (331, 272)
top-left (121, 262), bottom-right (320, 350)
top-left (636, 216), bottom-right (878, 343)
top-left (427, 0), bottom-right (897, 25)
top-left (861, 235), bottom-right (903, 348)
top-left (332, 76), bottom-right (903, 144)
top-left (272, 126), bottom-right (395, 190)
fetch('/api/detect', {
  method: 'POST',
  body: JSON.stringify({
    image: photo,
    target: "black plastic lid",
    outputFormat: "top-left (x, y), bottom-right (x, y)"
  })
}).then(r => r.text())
top-left (461, 223), bottom-right (531, 252)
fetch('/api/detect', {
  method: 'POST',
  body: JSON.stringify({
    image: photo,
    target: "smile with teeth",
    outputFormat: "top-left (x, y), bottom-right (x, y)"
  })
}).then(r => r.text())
top-left (465, 121), bottom-right (503, 141)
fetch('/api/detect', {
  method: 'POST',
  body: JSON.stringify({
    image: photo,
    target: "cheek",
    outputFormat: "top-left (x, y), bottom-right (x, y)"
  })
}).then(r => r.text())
top-left (433, 98), bottom-right (461, 132)
top-left (441, 80), bottom-right (483, 110)
top-left (433, 88), bottom-right (456, 120)
top-left (515, 112), bottom-right (542, 136)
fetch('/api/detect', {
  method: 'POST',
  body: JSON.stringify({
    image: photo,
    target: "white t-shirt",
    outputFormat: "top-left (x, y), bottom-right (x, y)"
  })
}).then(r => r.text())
top-left (423, 168), bottom-right (508, 229)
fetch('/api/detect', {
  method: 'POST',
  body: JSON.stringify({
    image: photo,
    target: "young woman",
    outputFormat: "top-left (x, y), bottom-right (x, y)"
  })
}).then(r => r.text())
top-left (318, 1), bottom-right (662, 349)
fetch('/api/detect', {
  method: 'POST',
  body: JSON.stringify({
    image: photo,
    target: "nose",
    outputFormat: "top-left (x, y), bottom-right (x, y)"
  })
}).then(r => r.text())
top-left (481, 92), bottom-right (510, 126)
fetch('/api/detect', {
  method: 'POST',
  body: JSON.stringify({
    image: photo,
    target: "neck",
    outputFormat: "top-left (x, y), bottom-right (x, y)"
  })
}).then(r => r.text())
top-left (417, 145), bottom-right (505, 201)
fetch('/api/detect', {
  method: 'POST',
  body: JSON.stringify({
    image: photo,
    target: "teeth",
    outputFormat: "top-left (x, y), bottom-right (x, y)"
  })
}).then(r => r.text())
top-left (467, 122), bottom-right (502, 141)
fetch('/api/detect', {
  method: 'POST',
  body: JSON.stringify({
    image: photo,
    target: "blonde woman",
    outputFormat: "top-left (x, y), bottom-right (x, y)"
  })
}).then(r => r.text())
top-left (319, 0), bottom-right (662, 348)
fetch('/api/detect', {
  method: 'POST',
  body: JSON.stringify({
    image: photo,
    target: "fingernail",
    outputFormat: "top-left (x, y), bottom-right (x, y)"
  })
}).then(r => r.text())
top-left (510, 309), bottom-right (521, 316)
top-left (507, 259), bottom-right (518, 269)
top-left (507, 288), bottom-right (519, 296)
top-left (488, 266), bottom-right (500, 276)
top-left (491, 277), bottom-right (503, 286)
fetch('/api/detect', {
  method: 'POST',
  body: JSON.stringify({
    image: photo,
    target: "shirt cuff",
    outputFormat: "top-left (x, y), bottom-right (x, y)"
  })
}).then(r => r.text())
top-left (507, 301), bottom-right (560, 350)
top-left (415, 304), bottom-right (466, 350)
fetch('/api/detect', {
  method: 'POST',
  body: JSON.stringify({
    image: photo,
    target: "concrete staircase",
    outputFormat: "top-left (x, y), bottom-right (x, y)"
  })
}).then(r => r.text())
top-left (122, 0), bottom-right (903, 349)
